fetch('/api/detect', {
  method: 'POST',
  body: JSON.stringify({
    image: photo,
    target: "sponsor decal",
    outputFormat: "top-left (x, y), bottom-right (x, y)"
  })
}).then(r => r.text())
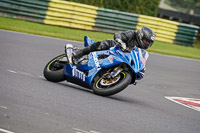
top-left (165, 96), bottom-right (200, 112)
top-left (108, 56), bottom-right (113, 63)
top-left (72, 66), bottom-right (85, 81)
top-left (92, 52), bottom-right (101, 70)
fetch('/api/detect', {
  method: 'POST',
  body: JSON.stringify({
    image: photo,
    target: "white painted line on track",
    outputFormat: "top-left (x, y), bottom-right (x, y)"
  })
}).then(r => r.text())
top-left (6, 70), bottom-right (17, 74)
top-left (73, 128), bottom-right (101, 133)
top-left (0, 106), bottom-right (7, 109)
top-left (6, 70), bottom-right (43, 79)
top-left (39, 75), bottom-right (44, 79)
top-left (17, 71), bottom-right (34, 77)
top-left (6, 70), bottom-right (33, 77)
top-left (165, 96), bottom-right (200, 112)
top-left (0, 128), bottom-right (15, 133)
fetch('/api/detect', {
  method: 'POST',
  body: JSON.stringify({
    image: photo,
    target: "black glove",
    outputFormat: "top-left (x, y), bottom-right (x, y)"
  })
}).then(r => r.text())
top-left (115, 38), bottom-right (127, 51)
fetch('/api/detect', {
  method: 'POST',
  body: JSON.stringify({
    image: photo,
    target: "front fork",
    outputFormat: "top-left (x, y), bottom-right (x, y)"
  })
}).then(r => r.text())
top-left (103, 64), bottom-right (123, 79)
top-left (103, 64), bottom-right (137, 85)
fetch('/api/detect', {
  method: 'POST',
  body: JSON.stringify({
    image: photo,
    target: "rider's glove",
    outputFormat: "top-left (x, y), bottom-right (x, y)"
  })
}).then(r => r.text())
top-left (115, 38), bottom-right (126, 51)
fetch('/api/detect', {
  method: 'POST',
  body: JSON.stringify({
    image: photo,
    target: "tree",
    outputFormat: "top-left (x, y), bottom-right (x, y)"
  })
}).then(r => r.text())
top-left (67, 0), bottom-right (160, 16)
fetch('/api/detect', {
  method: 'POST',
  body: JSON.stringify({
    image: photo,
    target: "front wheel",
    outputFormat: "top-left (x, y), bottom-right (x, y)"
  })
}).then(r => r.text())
top-left (43, 54), bottom-right (66, 82)
top-left (92, 71), bottom-right (131, 96)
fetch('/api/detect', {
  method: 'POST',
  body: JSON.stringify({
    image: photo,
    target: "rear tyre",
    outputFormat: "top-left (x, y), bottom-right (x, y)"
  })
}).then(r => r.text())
top-left (43, 54), bottom-right (65, 82)
top-left (92, 71), bottom-right (131, 96)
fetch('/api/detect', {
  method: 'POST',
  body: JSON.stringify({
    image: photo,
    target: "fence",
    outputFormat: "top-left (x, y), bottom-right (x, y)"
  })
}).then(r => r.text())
top-left (0, 0), bottom-right (199, 46)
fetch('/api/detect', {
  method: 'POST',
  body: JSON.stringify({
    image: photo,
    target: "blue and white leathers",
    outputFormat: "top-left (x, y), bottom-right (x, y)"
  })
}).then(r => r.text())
top-left (63, 36), bottom-right (149, 89)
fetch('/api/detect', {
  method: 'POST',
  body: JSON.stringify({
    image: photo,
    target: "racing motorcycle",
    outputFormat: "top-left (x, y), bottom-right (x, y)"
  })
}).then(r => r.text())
top-left (43, 36), bottom-right (149, 96)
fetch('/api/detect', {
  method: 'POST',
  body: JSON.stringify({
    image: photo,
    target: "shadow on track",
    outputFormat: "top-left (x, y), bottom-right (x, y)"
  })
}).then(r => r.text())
top-left (42, 78), bottom-right (154, 109)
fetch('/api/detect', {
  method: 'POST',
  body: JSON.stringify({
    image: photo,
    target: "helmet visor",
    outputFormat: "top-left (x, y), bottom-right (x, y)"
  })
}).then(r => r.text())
top-left (142, 37), bottom-right (152, 48)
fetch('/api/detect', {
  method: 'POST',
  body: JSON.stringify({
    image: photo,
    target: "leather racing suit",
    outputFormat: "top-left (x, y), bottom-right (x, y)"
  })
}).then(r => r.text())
top-left (73, 30), bottom-right (137, 58)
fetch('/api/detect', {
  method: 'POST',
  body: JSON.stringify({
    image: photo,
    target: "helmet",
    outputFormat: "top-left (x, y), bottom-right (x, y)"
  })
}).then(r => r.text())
top-left (136, 26), bottom-right (155, 49)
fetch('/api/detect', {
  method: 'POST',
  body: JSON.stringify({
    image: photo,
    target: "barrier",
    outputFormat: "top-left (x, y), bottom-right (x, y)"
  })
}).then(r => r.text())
top-left (137, 15), bottom-right (179, 44)
top-left (95, 8), bottom-right (139, 33)
top-left (0, 0), bottom-right (48, 23)
top-left (0, 0), bottom-right (199, 46)
top-left (175, 23), bottom-right (199, 46)
top-left (44, 0), bottom-right (98, 30)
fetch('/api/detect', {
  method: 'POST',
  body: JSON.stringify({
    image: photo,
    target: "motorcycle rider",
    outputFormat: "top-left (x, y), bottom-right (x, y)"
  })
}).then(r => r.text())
top-left (72, 26), bottom-right (155, 60)
top-left (65, 26), bottom-right (155, 80)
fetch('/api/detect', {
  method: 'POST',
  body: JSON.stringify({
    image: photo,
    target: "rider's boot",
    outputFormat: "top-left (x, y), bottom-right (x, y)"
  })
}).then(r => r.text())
top-left (65, 44), bottom-right (74, 64)
top-left (65, 44), bottom-right (92, 65)
top-left (72, 46), bottom-right (91, 63)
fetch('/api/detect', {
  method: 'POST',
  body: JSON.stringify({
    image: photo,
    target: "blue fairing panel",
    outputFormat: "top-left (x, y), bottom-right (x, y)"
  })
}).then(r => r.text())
top-left (64, 36), bottom-right (149, 88)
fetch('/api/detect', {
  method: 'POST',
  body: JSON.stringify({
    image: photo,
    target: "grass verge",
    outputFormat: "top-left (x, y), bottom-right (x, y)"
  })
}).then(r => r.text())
top-left (1, 16), bottom-right (200, 60)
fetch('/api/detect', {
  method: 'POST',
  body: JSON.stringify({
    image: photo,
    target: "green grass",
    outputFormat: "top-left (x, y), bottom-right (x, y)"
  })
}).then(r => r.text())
top-left (0, 17), bottom-right (112, 42)
top-left (1, 16), bottom-right (200, 60)
top-left (149, 41), bottom-right (200, 59)
top-left (194, 40), bottom-right (200, 49)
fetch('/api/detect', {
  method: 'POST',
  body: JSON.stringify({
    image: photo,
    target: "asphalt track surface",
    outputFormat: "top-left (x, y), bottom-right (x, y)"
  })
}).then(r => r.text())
top-left (0, 29), bottom-right (200, 133)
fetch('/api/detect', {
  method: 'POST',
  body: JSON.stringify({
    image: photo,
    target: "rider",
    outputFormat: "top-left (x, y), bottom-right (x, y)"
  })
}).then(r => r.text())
top-left (72, 26), bottom-right (155, 60)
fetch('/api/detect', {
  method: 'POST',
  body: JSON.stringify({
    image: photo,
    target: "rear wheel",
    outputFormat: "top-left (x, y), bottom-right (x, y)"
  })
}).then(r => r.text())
top-left (92, 71), bottom-right (131, 96)
top-left (43, 54), bottom-right (66, 82)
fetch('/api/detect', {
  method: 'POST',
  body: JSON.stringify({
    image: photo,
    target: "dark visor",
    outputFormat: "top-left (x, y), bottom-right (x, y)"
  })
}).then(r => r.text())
top-left (142, 38), bottom-right (151, 45)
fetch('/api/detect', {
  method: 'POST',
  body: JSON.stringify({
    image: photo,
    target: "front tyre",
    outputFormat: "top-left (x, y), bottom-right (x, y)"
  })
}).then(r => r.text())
top-left (92, 71), bottom-right (131, 96)
top-left (43, 54), bottom-right (65, 82)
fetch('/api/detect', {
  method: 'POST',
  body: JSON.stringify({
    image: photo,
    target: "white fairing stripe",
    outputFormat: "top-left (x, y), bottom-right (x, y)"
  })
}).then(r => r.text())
top-left (138, 48), bottom-right (149, 67)
top-left (134, 50), bottom-right (139, 69)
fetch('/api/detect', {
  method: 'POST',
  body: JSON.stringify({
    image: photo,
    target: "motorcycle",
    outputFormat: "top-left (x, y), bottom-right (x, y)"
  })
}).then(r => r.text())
top-left (43, 36), bottom-right (149, 96)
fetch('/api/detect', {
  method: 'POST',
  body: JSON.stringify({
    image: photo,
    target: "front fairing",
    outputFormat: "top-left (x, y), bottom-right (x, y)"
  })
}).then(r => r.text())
top-left (130, 47), bottom-right (149, 80)
top-left (95, 46), bottom-right (148, 80)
